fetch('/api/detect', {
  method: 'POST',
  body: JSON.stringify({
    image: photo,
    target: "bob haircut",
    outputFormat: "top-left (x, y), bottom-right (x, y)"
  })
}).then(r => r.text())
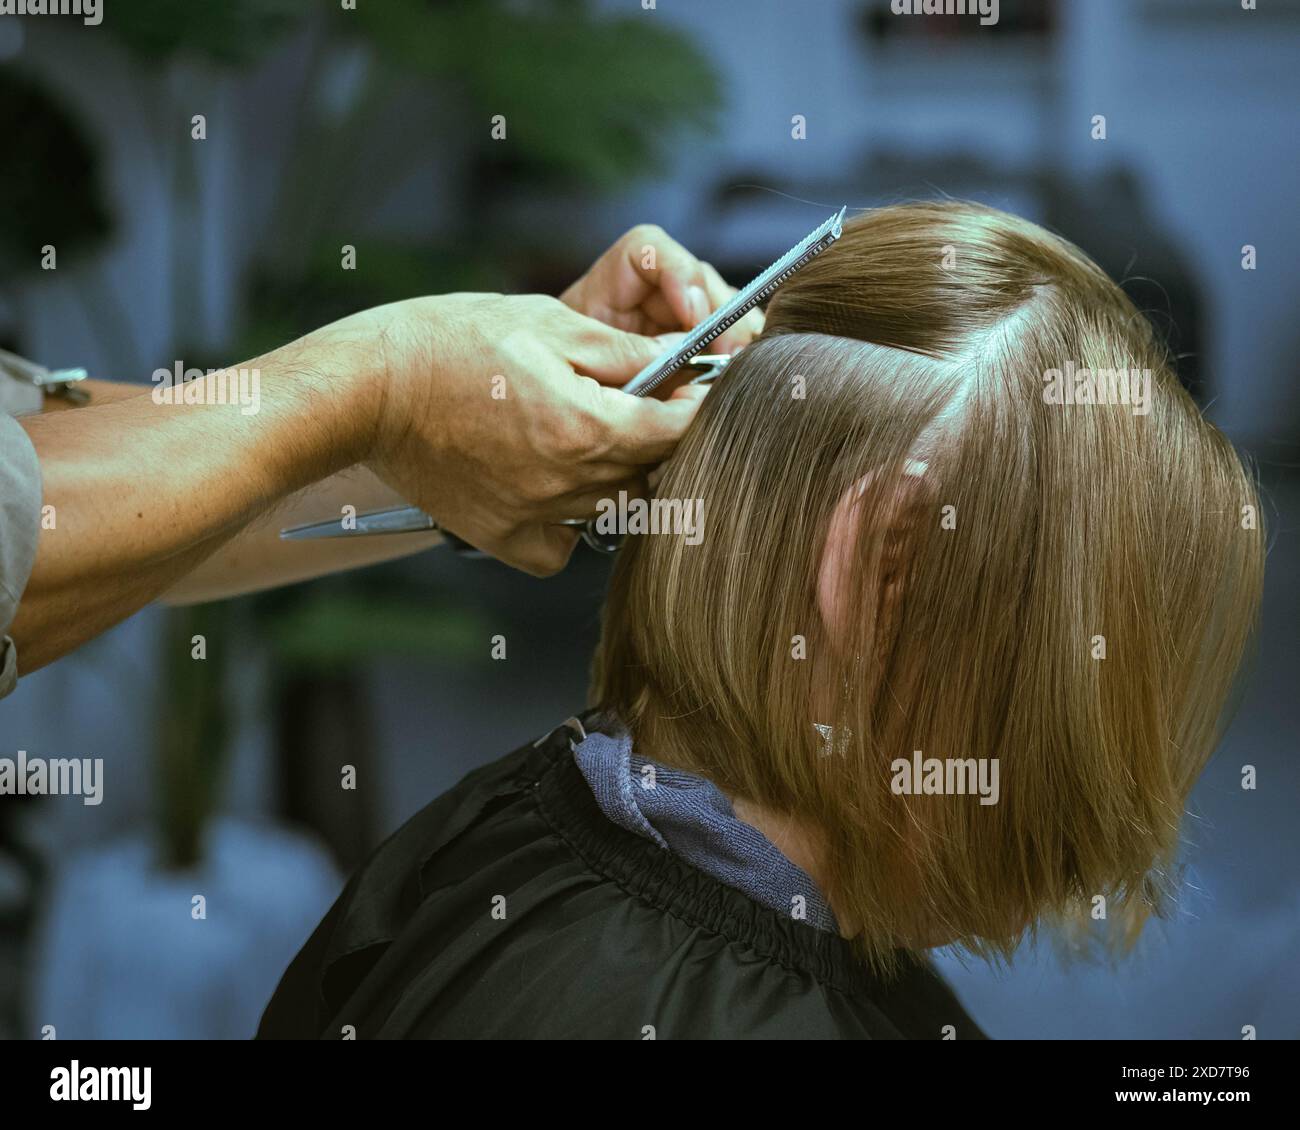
top-left (590, 201), bottom-right (1265, 973)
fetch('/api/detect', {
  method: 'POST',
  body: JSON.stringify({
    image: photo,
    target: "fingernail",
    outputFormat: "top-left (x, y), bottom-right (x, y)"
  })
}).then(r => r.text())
top-left (687, 285), bottom-right (708, 322)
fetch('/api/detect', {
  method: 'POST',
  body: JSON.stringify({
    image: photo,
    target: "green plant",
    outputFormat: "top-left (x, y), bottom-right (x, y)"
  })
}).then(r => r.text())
top-left (102, 0), bottom-right (305, 66)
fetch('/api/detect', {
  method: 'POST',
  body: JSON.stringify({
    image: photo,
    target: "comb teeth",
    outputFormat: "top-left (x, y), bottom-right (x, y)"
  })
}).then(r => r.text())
top-left (624, 205), bottom-right (848, 397)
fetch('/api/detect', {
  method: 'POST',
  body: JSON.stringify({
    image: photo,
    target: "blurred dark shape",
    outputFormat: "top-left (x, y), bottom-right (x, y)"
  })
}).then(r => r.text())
top-left (156, 604), bottom-right (229, 869)
top-left (0, 69), bottom-right (111, 277)
top-left (276, 674), bottom-right (377, 871)
top-left (1040, 166), bottom-right (1205, 405)
top-left (259, 582), bottom-right (495, 867)
top-left (0, 801), bottom-right (43, 1039)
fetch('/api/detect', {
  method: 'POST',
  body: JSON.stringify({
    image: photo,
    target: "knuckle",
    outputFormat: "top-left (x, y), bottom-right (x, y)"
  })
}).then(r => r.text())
top-left (508, 294), bottom-right (559, 323)
top-left (629, 223), bottom-right (673, 255)
top-left (524, 297), bottom-right (559, 327)
top-left (510, 464), bottom-right (550, 504)
top-left (482, 512), bottom-right (516, 546)
top-left (552, 424), bottom-right (594, 465)
top-left (547, 388), bottom-right (604, 462)
top-left (522, 474), bottom-right (561, 505)
top-left (495, 328), bottom-right (525, 359)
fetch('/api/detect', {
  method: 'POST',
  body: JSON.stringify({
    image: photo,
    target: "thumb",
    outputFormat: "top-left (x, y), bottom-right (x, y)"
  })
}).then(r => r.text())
top-left (593, 382), bottom-right (707, 464)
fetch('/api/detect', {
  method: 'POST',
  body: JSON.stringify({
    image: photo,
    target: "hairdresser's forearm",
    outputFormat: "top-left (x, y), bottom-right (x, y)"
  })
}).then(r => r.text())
top-left (161, 466), bottom-right (444, 605)
top-left (36, 377), bottom-right (441, 603)
top-left (11, 331), bottom-right (382, 672)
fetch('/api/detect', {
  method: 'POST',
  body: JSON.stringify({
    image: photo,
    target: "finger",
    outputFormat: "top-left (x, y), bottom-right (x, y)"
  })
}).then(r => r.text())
top-left (592, 382), bottom-right (707, 464)
top-left (559, 313), bottom-right (668, 385)
top-left (507, 522), bottom-right (580, 578)
top-left (636, 288), bottom-right (685, 333)
top-left (628, 229), bottom-right (713, 329)
top-left (561, 288), bottom-right (678, 337)
top-left (695, 260), bottom-right (736, 312)
top-left (668, 381), bottom-right (710, 403)
top-left (550, 471), bottom-right (651, 522)
top-left (528, 462), bottom-right (643, 520)
top-left (647, 379), bottom-right (710, 409)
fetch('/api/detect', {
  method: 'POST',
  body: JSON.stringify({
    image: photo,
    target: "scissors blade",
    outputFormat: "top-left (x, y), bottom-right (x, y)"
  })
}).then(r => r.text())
top-left (279, 505), bottom-right (436, 540)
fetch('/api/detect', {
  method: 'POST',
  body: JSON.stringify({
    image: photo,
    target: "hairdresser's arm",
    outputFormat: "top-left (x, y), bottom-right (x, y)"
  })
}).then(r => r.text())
top-left (16, 224), bottom-right (755, 648)
top-left (10, 295), bottom-right (702, 674)
top-left (11, 324), bottom-right (388, 672)
top-left (37, 380), bottom-right (445, 605)
top-left (170, 225), bottom-right (762, 604)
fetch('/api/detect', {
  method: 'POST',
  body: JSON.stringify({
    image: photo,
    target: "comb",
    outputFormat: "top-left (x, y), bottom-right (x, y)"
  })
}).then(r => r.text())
top-left (623, 205), bottom-right (847, 397)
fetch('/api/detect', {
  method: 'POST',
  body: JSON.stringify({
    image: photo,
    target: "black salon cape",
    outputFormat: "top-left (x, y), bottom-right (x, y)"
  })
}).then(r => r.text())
top-left (257, 712), bottom-right (987, 1040)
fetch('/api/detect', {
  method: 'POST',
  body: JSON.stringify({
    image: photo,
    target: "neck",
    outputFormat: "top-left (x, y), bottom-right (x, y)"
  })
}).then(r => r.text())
top-left (726, 794), bottom-right (860, 939)
top-left (630, 710), bottom-right (861, 937)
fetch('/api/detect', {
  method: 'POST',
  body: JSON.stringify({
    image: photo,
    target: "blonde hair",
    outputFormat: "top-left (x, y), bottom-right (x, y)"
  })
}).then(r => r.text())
top-left (590, 201), bottom-right (1264, 973)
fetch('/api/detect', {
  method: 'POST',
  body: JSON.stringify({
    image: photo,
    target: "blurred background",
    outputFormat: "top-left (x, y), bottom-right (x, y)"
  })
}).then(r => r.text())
top-left (1, 0), bottom-right (1296, 1039)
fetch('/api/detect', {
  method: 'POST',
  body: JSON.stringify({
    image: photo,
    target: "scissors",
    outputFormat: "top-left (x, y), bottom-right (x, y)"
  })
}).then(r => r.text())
top-left (279, 206), bottom-right (847, 556)
top-left (0, 348), bottom-right (91, 405)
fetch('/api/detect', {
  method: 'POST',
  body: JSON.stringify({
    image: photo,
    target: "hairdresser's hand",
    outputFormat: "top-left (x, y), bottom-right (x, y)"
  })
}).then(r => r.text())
top-left (561, 224), bottom-right (765, 351)
top-left (358, 293), bottom-right (707, 576)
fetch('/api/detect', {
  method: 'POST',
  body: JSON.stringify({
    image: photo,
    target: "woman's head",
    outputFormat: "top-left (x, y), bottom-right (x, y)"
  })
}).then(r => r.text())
top-left (590, 201), bottom-right (1264, 969)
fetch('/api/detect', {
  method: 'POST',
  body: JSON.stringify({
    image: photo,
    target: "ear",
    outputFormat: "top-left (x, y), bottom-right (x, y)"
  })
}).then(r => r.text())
top-left (817, 461), bottom-right (930, 652)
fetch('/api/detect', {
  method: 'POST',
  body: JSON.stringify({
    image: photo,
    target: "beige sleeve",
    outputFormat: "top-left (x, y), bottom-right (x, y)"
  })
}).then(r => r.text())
top-left (0, 409), bottom-right (43, 698)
